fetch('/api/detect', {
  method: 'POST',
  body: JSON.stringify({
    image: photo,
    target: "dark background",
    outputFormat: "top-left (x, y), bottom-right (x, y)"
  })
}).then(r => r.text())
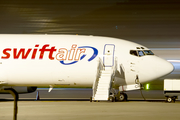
top-left (0, 0), bottom-right (180, 47)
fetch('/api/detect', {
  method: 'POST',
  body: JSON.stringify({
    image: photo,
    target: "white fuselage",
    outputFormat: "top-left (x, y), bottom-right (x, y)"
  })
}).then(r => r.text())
top-left (0, 35), bottom-right (174, 88)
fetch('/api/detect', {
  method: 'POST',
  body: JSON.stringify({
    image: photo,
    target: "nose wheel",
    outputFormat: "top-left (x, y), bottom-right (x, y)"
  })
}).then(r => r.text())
top-left (117, 92), bottom-right (128, 101)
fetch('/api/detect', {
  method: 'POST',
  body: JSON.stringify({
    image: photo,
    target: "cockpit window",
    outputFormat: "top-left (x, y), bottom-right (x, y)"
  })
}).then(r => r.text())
top-left (136, 47), bottom-right (140, 49)
top-left (130, 49), bottom-right (154, 57)
top-left (138, 50), bottom-right (145, 57)
top-left (130, 50), bottom-right (138, 56)
top-left (144, 50), bottom-right (154, 55)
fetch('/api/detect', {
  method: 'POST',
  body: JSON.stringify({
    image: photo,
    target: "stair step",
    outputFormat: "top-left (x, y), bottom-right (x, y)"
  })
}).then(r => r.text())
top-left (97, 87), bottom-right (109, 90)
top-left (93, 67), bottom-right (113, 101)
top-left (99, 79), bottom-right (110, 81)
top-left (101, 69), bottom-right (111, 71)
top-left (97, 89), bottom-right (109, 91)
top-left (95, 94), bottom-right (109, 97)
top-left (101, 71), bottom-right (111, 74)
top-left (95, 92), bottom-right (108, 95)
top-left (93, 98), bottom-right (108, 101)
top-left (97, 86), bottom-right (109, 89)
top-left (98, 79), bottom-right (110, 82)
top-left (97, 84), bottom-right (109, 87)
top-left (94, 96), bottom-right (108, 99)
top-left (98, 82), bottom-right (109, 84)
top-left (99, 77), bottom-right (110, 79)
top-left (99, 75), bottom-right (110, 78)
top-left (100, 76), bottom-right (111, 79)
top-left (94, 96), bottom-right (109, 100)
top-left (101, 71), bottom-right (111, 73)
top-left (99, 79), bottom-right (110, 82)
top-left (97, 83), bottom-right (109, 86)
top-left (98, 81), bottom-right (110, 84)
top-left (96, 88), bottom-right (109, 91)
top-left (99, 79), bottom-right (109, 81)
top-left (94, 95), bottom-right (108, 98)
top-left (96, 89), bottom-right (109, 93)
top-left (97, 88), bottom-right (109, 91)
top-left (98, 84), bottom-right (109, 86)
top-left (96, 92), bottom-right (108, 95)
top-left (99, 78), bottom-right (110, 81)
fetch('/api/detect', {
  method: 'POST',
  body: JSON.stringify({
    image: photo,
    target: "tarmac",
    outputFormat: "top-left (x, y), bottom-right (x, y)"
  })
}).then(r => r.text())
top-left (0, 88), bottom-right (167, 101)
top-left (1, 100), bottom-right (180, 120)
top-left (1, 88), bottom-right (180, 120)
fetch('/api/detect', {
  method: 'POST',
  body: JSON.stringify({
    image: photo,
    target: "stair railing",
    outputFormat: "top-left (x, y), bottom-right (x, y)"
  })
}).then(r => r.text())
top-left (92, 57), bottom-right (104, 99)
top-left (112, 57), bottom-right (118, 76)
top-left (108, 56), bottom-right (118, 97)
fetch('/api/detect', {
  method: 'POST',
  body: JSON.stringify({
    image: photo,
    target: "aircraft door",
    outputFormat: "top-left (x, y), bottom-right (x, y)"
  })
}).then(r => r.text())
top-left (103, 44), bottom-right (115, 67)
top-left (128, 50), bottom-right (140, 84)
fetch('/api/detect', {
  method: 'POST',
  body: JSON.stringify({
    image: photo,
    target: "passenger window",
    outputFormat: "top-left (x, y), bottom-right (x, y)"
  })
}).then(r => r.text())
top-left (144, 50), bottom-right (154, 55)
top-left (130, 50), bottom-right (138, 56)
top-left (138, 50), bottom-right (145, 57)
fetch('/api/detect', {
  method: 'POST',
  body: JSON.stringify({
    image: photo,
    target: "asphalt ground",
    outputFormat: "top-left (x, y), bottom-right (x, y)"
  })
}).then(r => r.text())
top-left (1, 88), bottom-right (180, 120)
top-left (0, 88), bottom-right (168, 101)
top-left (1, 101), bottom-right (180, 120)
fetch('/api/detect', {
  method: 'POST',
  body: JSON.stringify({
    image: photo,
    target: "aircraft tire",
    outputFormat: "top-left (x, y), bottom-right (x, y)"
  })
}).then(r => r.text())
top-left (119, 93), bottom-right (127, 102)
top-left (167, 97), bottom-right (172, 103)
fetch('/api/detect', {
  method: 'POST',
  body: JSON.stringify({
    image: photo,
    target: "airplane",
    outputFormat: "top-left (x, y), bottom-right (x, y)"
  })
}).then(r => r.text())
top-left (0, 34), bottom-right (174, 102)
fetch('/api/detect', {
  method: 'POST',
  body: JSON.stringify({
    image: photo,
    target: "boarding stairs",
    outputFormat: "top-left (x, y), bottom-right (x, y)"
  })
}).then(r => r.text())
top-left (92, 57), bottom-right (117, 101)
top-left (93, 69), bottom-right (112, 101)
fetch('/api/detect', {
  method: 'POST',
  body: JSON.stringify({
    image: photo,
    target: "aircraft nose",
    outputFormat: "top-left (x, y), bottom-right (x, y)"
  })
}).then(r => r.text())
top-left (154, 58), bottom-right (174, 77)
top-left (138, 56), bottom-right (174, 83)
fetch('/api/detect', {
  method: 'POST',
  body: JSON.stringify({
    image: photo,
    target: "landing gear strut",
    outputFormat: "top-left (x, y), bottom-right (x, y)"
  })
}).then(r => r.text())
top-left (4, 88), bottom-right (19, 120)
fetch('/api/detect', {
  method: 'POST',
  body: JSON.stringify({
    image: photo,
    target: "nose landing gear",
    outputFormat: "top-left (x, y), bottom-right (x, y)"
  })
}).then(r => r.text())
top-left (116, 92), bottom-right (128, 102)
top-left (109, 92), bottom-right (128, 102)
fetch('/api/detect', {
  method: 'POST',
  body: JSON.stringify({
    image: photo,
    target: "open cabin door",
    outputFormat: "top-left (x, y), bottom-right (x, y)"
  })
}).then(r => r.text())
top-left (103, 44), bottom-right (115, 67)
